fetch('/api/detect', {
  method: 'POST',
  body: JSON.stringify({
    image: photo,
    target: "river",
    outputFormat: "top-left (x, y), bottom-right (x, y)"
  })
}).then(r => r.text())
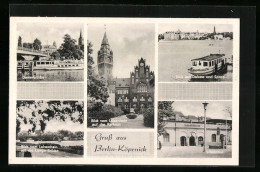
top-left (17, 69), bottom-right (84, 82)
top-left (158, 40), bottom-right (233, 82)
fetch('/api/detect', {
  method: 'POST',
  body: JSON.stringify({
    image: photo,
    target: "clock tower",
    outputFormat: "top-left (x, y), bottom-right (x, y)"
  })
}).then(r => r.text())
top-left (97, 31), bottom-right (113, 80)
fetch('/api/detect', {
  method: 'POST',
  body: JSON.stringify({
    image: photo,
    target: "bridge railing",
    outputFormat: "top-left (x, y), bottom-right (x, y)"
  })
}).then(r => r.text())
top-left (17, 46), bottom-right (49, 55)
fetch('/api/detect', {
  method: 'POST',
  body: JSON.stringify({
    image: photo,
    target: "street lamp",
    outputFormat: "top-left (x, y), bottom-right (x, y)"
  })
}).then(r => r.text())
top-left (202, 102), bottom-right (209, 152)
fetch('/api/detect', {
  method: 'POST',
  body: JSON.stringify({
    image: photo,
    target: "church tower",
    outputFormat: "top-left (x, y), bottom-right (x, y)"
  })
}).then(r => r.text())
top-left (213, 26), bottom-right (216, 34)
top-left (97, 31), bottom-right (113, 80)
top-left (78, 29), bottom-right (83, 46)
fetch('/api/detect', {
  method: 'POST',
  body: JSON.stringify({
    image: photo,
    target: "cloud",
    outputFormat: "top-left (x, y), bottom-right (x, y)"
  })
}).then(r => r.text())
top-left (88, 23), bottom-right (155, 78)
top-left (173, 101), bottom-right (232, 119)
top-left (17, 23), bottom-right (83, 48)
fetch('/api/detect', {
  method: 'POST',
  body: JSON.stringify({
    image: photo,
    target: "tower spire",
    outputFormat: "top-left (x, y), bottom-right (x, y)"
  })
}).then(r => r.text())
top-left (102, 29), bottom-right (109, 45)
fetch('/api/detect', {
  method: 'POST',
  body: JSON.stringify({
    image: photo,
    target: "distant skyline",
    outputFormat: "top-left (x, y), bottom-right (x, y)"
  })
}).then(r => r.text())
top-left (158, 24), bottom-right (233, 34)
top-left (172, 101), bottom-right (232, 120)
top-left (17, 23), bottom-right (83, 48)
top-left (88, 23), bottom-right (155, 78)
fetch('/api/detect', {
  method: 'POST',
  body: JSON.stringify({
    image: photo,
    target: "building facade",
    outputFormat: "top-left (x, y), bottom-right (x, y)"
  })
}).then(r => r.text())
top-left (98, 32), bottom-right (154, 112)
top-left (42, 41), bottom-right (57, 55)
top-left (158, 118), bottom-right (232, 147)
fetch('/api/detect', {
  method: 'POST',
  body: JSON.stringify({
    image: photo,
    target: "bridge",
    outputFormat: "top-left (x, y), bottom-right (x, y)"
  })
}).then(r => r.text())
top-left (17, 46), bottom-right (49, 57)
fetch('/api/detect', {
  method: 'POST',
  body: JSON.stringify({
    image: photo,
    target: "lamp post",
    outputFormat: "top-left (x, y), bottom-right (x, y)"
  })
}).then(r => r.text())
top-left (202, 102), bottom-right (209, 152)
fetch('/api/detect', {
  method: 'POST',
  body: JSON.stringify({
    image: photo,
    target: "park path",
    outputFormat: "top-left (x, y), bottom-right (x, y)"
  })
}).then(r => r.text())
top-left (158, 146), bottom-right (232, 158)
top-left (99, 114), bottom-right (146, 129)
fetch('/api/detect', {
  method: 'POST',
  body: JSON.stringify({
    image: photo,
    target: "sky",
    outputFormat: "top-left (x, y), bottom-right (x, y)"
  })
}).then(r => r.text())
top-left (158, 24), bottom-right (233, 35)
top-left (17, 23), bottom-right (83, 48)
top-left (171, 101), bottom-right (232, 120)
top-left (88, 23), bottom-right (155, 78)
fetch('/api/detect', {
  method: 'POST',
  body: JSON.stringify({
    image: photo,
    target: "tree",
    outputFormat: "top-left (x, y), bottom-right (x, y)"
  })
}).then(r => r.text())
top-left (33, 38), bottom-right (42, 50)
top-left (18, 36), bottom-right (22, 47)
top-left (87, 40), bottom-right (109, 103)
top-left (158, 101), bottom-right (174, 135)
top-left (225, 106), bottom-right (232, 119)
top-left (16, 101), bottom-right (84, 135)
top-left (58, 34), bottom-right (84, 60)
top-left (50, 51), bottom-right (61, 60)
top-left (23, 43), bottom-right (33, 49)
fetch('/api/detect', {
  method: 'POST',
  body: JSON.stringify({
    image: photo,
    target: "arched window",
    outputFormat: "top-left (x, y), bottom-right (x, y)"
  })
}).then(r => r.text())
top-left (135, 70), bottom-right (138, 77)
top-left (163, 133), bottom-right (170, 142)
top-left (138, 83), bottom-right (147, 93)
top-left (212, 134), bottom-right (216, 142)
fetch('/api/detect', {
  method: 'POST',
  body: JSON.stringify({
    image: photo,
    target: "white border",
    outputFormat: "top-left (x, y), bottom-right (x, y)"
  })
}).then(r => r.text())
top-left (9, 17), bottom-right (239, 166)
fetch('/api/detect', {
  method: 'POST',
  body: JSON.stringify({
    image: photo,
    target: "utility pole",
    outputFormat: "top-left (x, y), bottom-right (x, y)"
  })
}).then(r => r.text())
top-left (202, 102), bottom-right (209, 152)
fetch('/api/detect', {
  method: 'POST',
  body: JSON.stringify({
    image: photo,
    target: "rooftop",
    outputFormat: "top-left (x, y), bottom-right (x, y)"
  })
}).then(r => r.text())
top-left (111, 78), bottom-right (130, 87)
top-left (191, 54), bottom-right (225, 61)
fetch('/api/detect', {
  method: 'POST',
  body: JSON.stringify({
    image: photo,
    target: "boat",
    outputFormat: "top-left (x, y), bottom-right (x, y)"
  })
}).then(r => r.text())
top-left (188, 54), bottom-right (227, 76)
top-left (17, 60), bottom-right (84, 70)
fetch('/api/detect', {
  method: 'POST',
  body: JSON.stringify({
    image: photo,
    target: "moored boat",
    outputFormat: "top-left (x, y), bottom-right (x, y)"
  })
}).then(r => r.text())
top-left (17, 60), bottom-right (84, 70)
top-left (188, 54), bottom-right (227, 76)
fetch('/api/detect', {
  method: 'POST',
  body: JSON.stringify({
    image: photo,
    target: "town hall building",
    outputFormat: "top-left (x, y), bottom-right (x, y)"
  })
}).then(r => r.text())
top-left (97, 31), bottom-right (155, 112)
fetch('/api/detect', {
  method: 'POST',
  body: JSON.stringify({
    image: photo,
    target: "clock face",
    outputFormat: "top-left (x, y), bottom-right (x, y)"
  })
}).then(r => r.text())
top-left (140, 63), bottom-right (144, 66)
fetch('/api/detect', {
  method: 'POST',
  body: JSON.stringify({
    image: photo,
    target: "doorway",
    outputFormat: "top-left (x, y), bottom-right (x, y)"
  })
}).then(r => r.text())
top-left (189, 136), bottom-right (196, 146)
top-left (180, 136), bottom-right (186, 146)
top-left (198, 136), bottom-right (203, 146)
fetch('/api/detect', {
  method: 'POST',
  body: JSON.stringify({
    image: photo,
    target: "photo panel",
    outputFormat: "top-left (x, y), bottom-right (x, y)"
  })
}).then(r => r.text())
top-left (16, 22), bottom-right (84, 82)
top-left (16, 100), bottom-right (84, 158)
top-left (87, 23), bottom-right (155, 129)
top-left (158, 24), bottom-right (233, 82)
top-left (157, 101), bottom-right (232, 158)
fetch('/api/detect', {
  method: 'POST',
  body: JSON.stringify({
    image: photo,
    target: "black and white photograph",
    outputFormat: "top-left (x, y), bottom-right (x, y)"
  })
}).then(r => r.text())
top-left (87, 23), bottom-right (155, 128)
top-left (158, 24), bottom-right (233, 82)
top-left (158, 101), bottom-right (232, 158)
top-left (16, 100), bottom-right (84, 158)
top-left (16, 23), bottom-right (84, 82)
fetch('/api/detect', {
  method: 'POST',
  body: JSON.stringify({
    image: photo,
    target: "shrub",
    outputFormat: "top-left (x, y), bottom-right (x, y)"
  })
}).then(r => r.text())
top-left (122, 108), bottom-right (130, 114)
top-left (59, 145), bottom-right (83, 155)
top-left (126, 114), bottom-right (137, 119)
top-left (87, 104), bottom-right (124, 127)
top-left (143, 108), bottom-right (154, 128)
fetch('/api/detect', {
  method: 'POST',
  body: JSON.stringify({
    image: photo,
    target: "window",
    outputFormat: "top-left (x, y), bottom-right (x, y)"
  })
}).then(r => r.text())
top-left (193, 61), bottom-right (197, 66)
top-left (118, 97), bottom-right (122, 102)
top-left (140, 96), bottom-right (145, 102)
top-left (163, 133), bottom-right (170, 142)
top-left (137, 83), bottom-right (147, 93)
top-left (209, 61), bottom-right (211, 67)
top-left (148, 97), bottom-right (152, 102)
top-left (199, 61), bottom-right (201, 66)
top-left (146, 69), bottom-right (149, 77)
top-left (124, 97), bottom-right (129, 102)
top-left (133, 97), bottom-right (137, 102)
top-left (203, 62), bottom-right (208, 66)
top-left (212, 134), bottom-right (216, 142)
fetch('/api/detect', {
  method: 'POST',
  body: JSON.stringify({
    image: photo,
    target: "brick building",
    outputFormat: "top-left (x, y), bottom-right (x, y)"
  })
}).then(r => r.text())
top-left (97, 32), bottom-right (154, 112)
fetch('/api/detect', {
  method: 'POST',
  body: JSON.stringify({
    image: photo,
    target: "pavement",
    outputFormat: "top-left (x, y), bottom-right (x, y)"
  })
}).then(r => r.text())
top-left (97, 114), bottom-right (146, 129)
top-left (158, 146), bottom-right (232, 158)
